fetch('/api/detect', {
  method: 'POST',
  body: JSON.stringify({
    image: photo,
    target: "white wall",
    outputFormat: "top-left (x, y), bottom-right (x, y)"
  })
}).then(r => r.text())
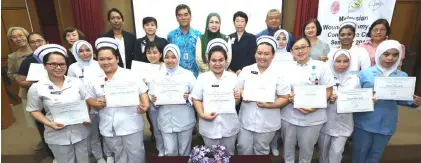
top-left (132, 0), bottom-right (283, 38)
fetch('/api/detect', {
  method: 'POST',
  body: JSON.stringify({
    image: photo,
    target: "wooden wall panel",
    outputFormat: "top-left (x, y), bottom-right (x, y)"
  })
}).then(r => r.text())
top-left (102, 0), bottom-right (134, 33)
top-left (1, 22), bottom-right (12, 67)
top-left (54, 0), bottom-right (75, 46)
top-left (1, 0), bottom-right (26, 8)
top-left (1, 10), bottom-right (33, 52)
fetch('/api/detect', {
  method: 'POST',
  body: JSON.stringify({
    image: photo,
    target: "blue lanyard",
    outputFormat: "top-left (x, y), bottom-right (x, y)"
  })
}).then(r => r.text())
top-left (32, 55), bottom-right (42, 63)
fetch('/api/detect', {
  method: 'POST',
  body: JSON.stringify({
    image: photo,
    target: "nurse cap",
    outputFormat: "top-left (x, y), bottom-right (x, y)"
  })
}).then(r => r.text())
top-left (339, 21), bottom-right (357, 28)
top-left (256, 35), bottom-right (278, 52)
top-left (95, 37), bottom-right (119, 50)
top-left (34, 44), bottom-right (67, 63)
top-left (206, 38), bottom-right (229, 53)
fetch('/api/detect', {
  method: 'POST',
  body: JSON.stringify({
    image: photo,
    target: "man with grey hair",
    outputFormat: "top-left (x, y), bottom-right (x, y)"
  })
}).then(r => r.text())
top-left (256, 9), bottom-right (293, 50)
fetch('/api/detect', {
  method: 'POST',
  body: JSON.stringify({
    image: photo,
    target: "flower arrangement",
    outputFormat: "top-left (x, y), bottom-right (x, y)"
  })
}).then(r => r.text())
top-left (188, 145), bottom-right (230, 163)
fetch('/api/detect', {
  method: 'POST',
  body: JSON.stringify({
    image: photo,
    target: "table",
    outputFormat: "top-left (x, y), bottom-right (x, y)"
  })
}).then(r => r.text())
top-left (147, 155), bottom-right (272, 163)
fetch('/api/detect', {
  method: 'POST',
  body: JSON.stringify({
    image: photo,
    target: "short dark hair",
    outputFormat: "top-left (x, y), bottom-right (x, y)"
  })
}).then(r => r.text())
top-left (233, 11), bottom-right (248, 23)
top-left (339, 25), bottom-right (356, 36)
top-left (43, 52), bottom-right (68, 65)
top-left (367, 18), bottom-right (390, 37)
top-left (175, 4), bottom-right (191, 16)
top-left (27, 32), bottom-right (45, 41)
top-left (62, 27), bottom-right (85, 41)
top-left (303, 19), bottom-right (322, 36)
top-left (107, 8), bottom-right (124, 21)
top-left (143, 17), bottom-right (158, 28)
top-left (257, 42), bottom-right (275, 54)
top-left (291, 36), bottom-right (311, 48)
top-left (144, 42), bottom-right (163, 63)
top-left (208, 46), bottom-right (228, 61)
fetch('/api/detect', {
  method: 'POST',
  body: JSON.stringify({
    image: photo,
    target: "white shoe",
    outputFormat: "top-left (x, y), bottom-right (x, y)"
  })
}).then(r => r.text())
top-left (97, 158), bottom-right (106, 163)
top-left (158, 152), bottom-right (164, 156)
top-left (52, 159), bottom-right (57, 163)
top-left (106, 156), bottom-right (115, 163)
top-left (271, 148), bottom-right (279, 156)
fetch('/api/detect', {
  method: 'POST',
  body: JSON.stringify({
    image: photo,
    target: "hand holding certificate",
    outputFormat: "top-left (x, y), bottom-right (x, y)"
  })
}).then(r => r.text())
top-left (105, 82), bottom-right (140, 107)
top-left (49, 100), bottom-right (90, 126)
top-left (131, 61), bottom-right (160, 82)
top-left (203, 91), bottom-right (236, 114)
top-left (293, 85), bottom-right (327, 109)
top-left (374, 77), bottom-right (416, 100)
top-left (337, 88), bottom-right (374, 113)
top-left (26, 63), bottom-right (48, 81)
top-left (152, 81), bottom-right (186, 105)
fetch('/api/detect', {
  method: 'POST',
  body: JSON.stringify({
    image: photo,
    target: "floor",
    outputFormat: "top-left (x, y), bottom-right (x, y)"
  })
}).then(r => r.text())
top-left (2, 104), bottom-right (421, 163)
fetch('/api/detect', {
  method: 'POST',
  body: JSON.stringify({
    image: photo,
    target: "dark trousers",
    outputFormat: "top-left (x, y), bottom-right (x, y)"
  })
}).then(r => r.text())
top-left (35, 109), bottom-right (54, 158)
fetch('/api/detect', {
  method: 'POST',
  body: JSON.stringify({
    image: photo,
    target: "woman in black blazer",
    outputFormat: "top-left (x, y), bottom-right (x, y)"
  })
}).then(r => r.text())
top-left (100, 8), bottom-right (136, 69)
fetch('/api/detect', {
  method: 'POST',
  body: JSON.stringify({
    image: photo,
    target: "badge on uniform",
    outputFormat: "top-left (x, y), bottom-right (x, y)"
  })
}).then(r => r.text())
top-left (100, 84), bottom-right (104, 88)
top-left (211, 84), bottom-right (219, 87)
top-left (184, 52), bottom-right (189, 60)
top-left (79, 76), bottom-right (84, 78)
top-left (251, 71), bottom-right (258, 75)
top-left (50, 91), bottom-right (62, 95)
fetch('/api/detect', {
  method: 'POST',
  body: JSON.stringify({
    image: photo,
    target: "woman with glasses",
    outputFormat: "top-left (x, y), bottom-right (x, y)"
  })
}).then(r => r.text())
top-left (280, 36), bottom-right (335, 163)
top-left (360, 19), bottom-right (406, 67)
top-left (26, 44), bottom-right (90, 163)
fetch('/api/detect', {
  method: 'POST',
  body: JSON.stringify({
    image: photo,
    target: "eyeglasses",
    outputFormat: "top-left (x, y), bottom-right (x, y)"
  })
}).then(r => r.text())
top-left (29, 39), bottom-right (45, 45)
top-left (292, 46), bottom-right (309, 52)
top-left (46, 63), bottom-right (67, 68)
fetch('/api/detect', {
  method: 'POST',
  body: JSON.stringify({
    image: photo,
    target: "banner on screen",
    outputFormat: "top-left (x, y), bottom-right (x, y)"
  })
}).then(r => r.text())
top-left (317, 0), bottom-right (396, 47)
top-left (132, 0), bottom-right (282, 38)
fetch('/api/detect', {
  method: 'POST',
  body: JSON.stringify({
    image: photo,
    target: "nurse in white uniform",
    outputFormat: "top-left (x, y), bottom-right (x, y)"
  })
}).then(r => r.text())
top-left (327, 23), bottom-right (370, 74)
top-left (143, 42), bottom-right (166, 156)
top-left (26, 44), bottom-right (90, 163)
top-left (270, 29), bottom-right (294, 156)
top-left (150, 44), bottom-right (196, 156)
top-left (67, 40), bottom-right (114, 163)
top-left (236, 36), bottom-right (290, 155)
top-left (191, 39), bottom-right (241, 155)
top-left (86, 37), bottom-right (150, 163)
top-left (318, 50), bottom-right (360, 163)
top-left (280, 36), bottom-right (335, 163)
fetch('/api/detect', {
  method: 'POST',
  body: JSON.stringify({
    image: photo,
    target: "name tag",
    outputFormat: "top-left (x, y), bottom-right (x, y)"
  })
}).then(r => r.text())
top-left (79, 76), bottom-right (84, 78)
top-left (100, 84), bottom-right (104, 88)
top-left (251, 71), bottom-right (258, 75)
top-left (50, 91), bottom-right (62, 95)
top-left (211, 84), bottom-right (219, 87)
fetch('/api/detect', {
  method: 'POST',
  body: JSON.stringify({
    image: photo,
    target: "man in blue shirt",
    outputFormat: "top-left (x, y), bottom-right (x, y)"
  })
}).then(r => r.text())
top-left (256, 9), bottom-right (293, 51)
top-left (167, 4), bottom-right (201, 78)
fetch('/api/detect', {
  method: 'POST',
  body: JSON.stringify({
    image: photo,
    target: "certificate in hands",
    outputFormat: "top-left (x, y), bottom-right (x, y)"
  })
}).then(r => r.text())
top-left (242, 77), bottom-right (276, 102)
top-left (152, 81), bottom-right (186, 105)
top-left (105, 82), bottom-right (140, 107)
top-left (131, 61), bottom-right (160, 82)
top-left (294, 85), bottom-right (327, 109)
top-left (26, 63), bottom-right (48, 81)
top-left (374, 77), bottom-right (416, 101)
top-left (337, 88), bottom-right (374, 113)
top-left (203, 90), bottom-right (236, 114)
top-left (49, 100), bottom-right (90, 125)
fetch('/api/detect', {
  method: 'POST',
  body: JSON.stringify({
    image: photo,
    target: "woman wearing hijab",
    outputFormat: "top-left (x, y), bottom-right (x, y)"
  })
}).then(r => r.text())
top-left (360, 19), bottom-right (406, 67)
top-left (62, 27), bottom-right (85, 66)
top-left (281, 36), bottom-right (335, 163)
top-left (353, 40), bottom-right (421, 163)
top-left (149, 44), bottom-right (196, 156)
top-left (327, 23), bottom-right (370, 74)
top-left (68, 40), bottom-right (114, 163)
top-left (143, 42), bottom-right (166, 156)
top-left (236, 36), bottom-right (290, 155)
top-left (26, 44), bottom-right (90, 163)
top-left (318, 49), bottom-right (360, 163)
top-left (191, 39), bottom-right (241, 155)
top-left (86, 37), bottom-right (149, 163)
top-left (196, 13), bottom-right (231, 73)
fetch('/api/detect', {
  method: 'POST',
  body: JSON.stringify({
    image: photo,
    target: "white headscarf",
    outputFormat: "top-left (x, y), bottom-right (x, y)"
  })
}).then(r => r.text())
top-left (328, 49), bottom-right (352, 85)
top-left (33, 44), bottom-right (67, 63)
top-left (163, 44), bottom-right (181, 74)
top-left (374, 40), bottom-right (402, 77)
top-left (274, 29), bottom-right (289, 53)
top-left (71, 40), bottom-right (94, 67)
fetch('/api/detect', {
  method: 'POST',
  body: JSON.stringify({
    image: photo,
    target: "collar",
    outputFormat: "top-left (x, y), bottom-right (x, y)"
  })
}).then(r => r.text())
top-left (16, 51), bottom-right (32, 58)
top-left (107, 67), bottom-right (123, 81)
top-left (373, 66), bottom-right (398, 76)
top-left (142, 35), bottom-right (157, 42)
top-left (210, 70), bottom-right (228, 81)
top-left (176, 27), bottom-right (191, 35)
top-left (41, 76), bottom-right (73, 91)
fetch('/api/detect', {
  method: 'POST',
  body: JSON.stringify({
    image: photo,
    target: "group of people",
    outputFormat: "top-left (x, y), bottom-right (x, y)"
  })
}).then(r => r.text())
top-left (6, 3), bottom-right (421, 163)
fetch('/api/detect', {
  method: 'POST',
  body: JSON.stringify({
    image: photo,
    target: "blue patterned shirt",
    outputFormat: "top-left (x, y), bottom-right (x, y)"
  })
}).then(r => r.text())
top-left (167, 27), bottom-right (202, 78)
